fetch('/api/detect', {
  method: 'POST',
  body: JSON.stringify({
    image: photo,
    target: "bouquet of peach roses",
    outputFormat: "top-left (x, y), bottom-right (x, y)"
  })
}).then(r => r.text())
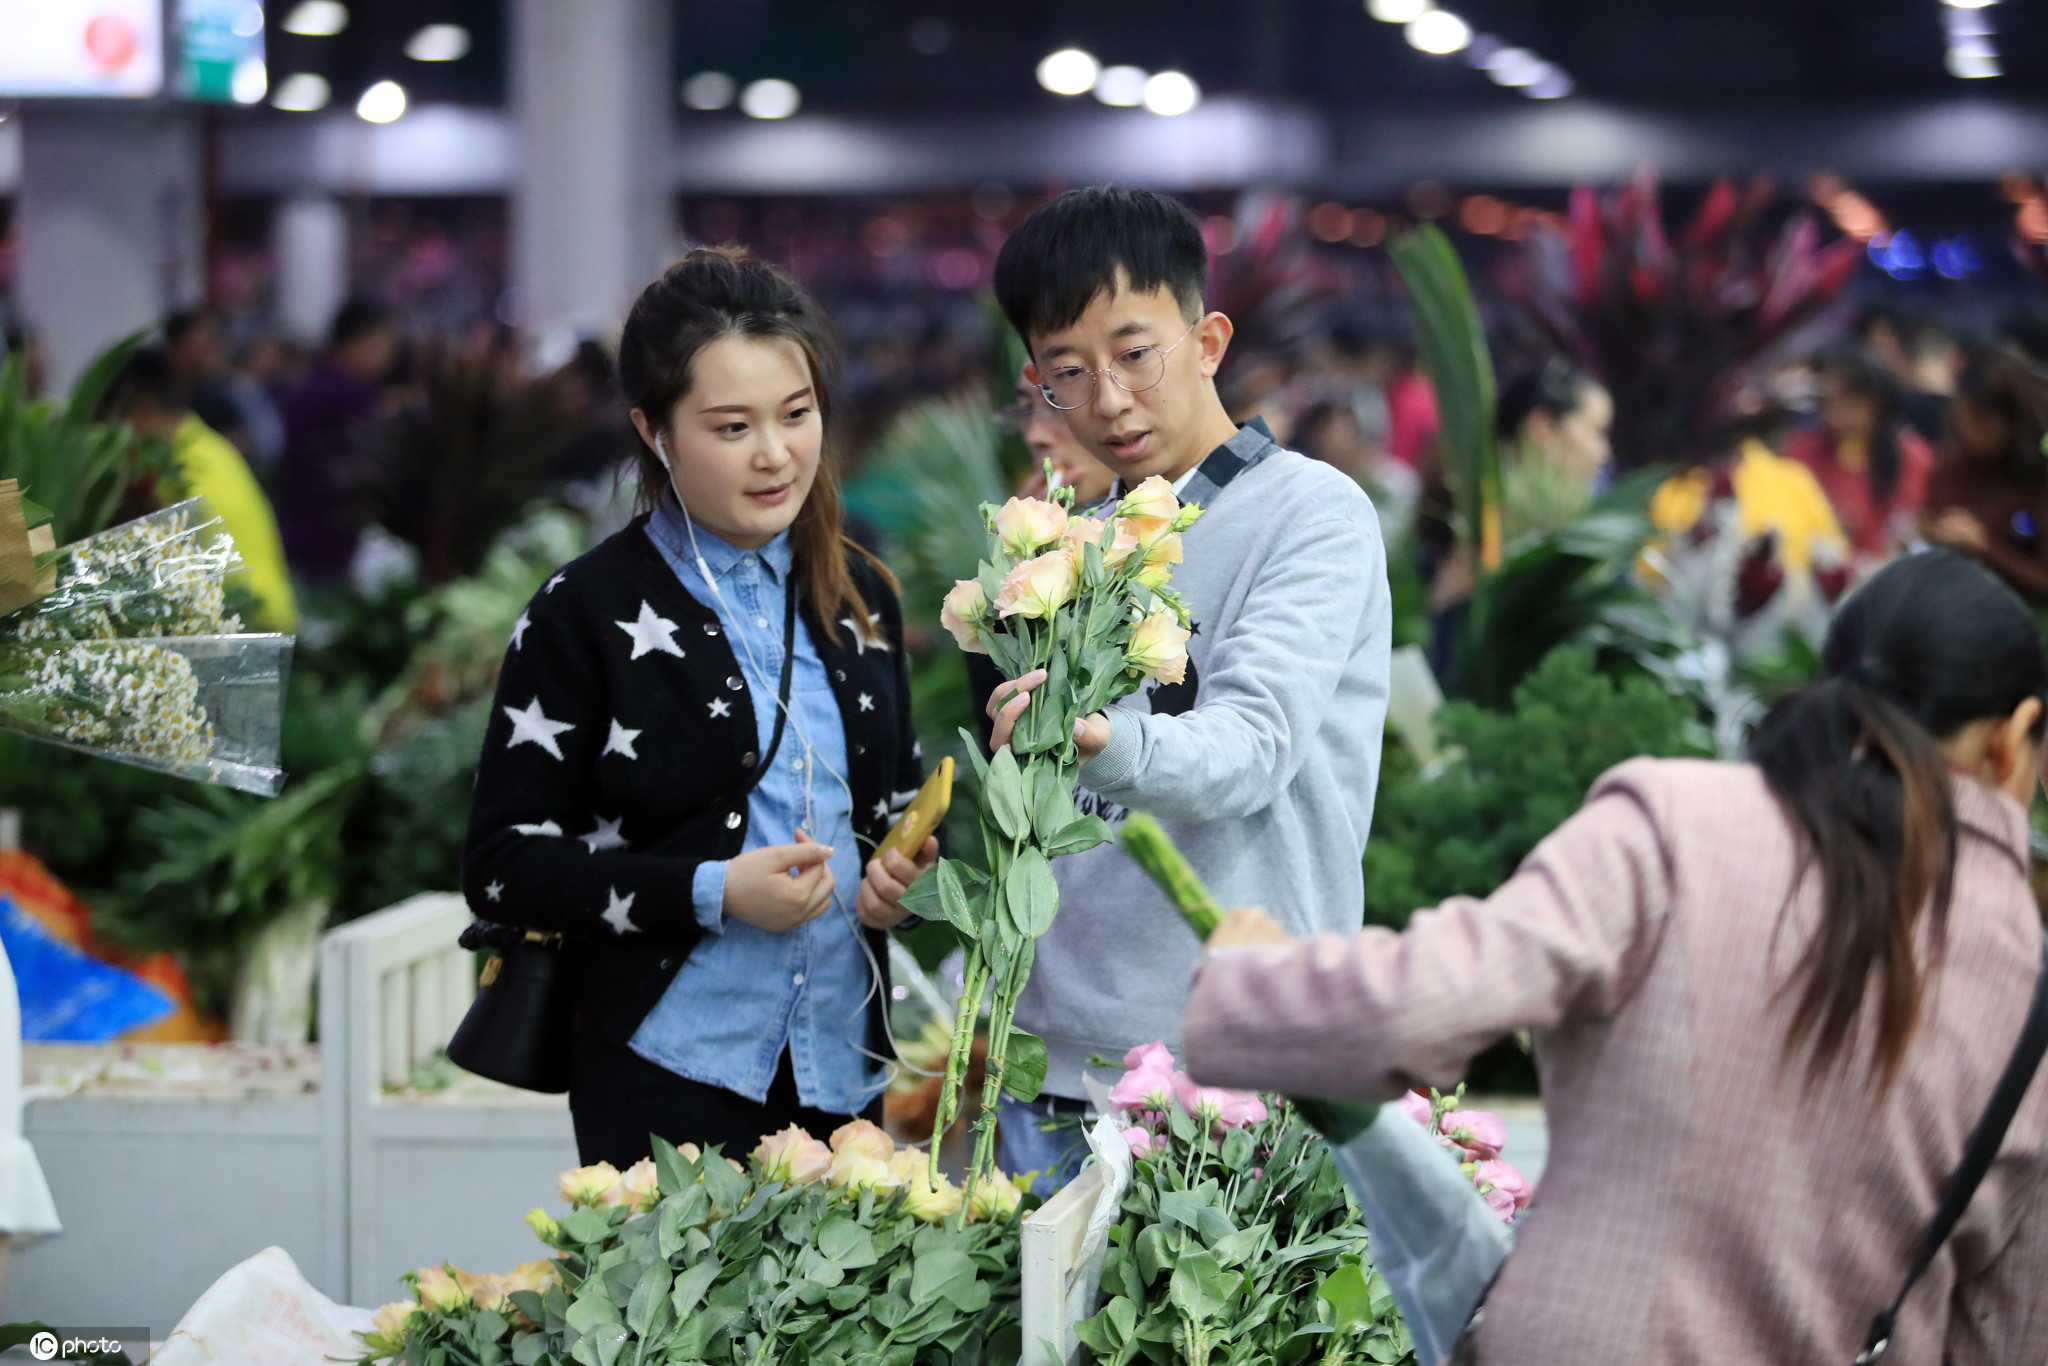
top-left (912, 472), bottom-right (1200, 1198)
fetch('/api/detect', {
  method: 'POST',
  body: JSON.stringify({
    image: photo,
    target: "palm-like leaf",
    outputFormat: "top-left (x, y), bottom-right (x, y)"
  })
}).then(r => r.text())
top-left (0, 335), bottom-right (170, 542)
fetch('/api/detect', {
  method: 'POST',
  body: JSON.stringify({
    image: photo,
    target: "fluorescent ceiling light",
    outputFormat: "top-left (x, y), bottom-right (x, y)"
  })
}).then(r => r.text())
top-left (1484, 47), bottom-right (1546, 85)
top-left (1406, 9), bottom-right (1473, 54)
top-left (1036, 48), bottom-right (1100, 96)
top-left (356, 79), bottom-right (406, 123)
top-left (1367, 0), bottom-right (1433, 22)
top-left (1142, 70), bottom-right (1200, 116)
top-left (405, 24), bottom-right (470, 62)
top-left (1946, 49), bottom-right (2000, 78)
top-left (1526, 71), bottom-right (1575, 99)
top-left (1093, 65), bottom-right (1148, 106)
top-left (230, 57), bottom-right (267, 105)
top-left (681, 71), bottom-right (735, 109)
top-left (741, 78), bottom-right (800, 118)
top-left (270, 72), bottom-right (330, 111)
top-left (281, 1), bottom-right (347, 37)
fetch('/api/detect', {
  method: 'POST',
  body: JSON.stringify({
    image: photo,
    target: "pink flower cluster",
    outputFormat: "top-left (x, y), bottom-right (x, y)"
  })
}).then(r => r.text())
top-left (1109, 1042), bottom-right (1269, 1158)
top-left (1396, 1090), bottom-right (1531, 1223)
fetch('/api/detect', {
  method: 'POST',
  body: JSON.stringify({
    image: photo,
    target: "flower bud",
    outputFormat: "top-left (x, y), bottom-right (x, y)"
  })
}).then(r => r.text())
top-left (940, 580), bottom-right (990, 655)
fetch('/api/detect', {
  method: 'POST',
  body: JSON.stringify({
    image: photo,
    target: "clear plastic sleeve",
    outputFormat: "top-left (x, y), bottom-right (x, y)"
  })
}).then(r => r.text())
top-left (0, 632), bottom-right (291, 795)
top-left (0, 498), bottom-right (290, 795)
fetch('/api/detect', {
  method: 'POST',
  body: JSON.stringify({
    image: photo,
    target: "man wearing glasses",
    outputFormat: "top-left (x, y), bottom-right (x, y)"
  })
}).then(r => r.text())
top-left (984, 185), bottom-right (1392, 1183)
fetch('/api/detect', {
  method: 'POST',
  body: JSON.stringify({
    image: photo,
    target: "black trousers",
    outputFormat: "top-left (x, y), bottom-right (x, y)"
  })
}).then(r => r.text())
top-left (570, 1026), bottom-right (881, 1168)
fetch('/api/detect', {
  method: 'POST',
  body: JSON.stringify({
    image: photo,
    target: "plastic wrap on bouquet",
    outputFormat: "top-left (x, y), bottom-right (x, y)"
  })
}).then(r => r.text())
top-left (0, 499), bottom-right (290, 795)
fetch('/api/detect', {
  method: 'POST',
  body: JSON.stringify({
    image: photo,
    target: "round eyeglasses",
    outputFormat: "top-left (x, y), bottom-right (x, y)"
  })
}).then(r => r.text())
top-left (1036, 317), bottom-right (1203, 411)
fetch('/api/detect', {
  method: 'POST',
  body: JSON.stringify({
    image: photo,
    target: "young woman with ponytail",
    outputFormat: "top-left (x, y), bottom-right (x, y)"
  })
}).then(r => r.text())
top-left (1180, 550), bottom-right (2048, 1363)
top-left (462, 248), bottom-right (934, 1166)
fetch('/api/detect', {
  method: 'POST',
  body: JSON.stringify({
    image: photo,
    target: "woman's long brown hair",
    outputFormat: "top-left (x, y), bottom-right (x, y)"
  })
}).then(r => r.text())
top-left (1752, 551), bottom-right (2046, 1088)
top-left (616, 245), bottom-right (893, 644)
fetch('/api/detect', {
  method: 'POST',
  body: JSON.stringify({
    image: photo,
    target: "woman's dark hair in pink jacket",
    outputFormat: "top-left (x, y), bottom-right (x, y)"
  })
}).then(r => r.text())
top-left (1753, 550), bottom-right (2047, 1087)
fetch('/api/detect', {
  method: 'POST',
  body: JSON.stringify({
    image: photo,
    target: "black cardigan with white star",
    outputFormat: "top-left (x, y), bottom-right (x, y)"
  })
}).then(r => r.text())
top-left (461, 514), bottom-right (922, 1050)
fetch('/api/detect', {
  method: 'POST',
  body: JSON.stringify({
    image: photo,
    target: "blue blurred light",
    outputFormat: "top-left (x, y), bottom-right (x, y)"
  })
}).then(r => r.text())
top-left (1932, 235), bottom-right (1981, 279)
top-left (1869, 231), bottom-right (1926, 280)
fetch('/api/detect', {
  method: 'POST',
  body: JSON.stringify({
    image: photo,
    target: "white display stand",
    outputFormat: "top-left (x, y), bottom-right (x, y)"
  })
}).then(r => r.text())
top-left (1020, 1162), bottom-right (1104, 1366)
top-left (0, 893), bottom-right (578, 1331)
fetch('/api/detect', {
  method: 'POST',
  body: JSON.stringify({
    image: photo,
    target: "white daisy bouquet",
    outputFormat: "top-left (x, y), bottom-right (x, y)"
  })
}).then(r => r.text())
top-left (914, 472), bottom-right (1201, 1197)
top-left (0, 498), bottom-right (289, 794)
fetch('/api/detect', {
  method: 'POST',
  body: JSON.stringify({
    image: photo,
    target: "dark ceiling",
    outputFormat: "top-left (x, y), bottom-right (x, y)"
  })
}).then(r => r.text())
top-left (263, 0), bottom-right (2048, 113)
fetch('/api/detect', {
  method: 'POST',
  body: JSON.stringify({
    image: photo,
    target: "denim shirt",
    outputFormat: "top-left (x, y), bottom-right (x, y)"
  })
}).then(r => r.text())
top-left (628, 497), bottom-right (883, 1113)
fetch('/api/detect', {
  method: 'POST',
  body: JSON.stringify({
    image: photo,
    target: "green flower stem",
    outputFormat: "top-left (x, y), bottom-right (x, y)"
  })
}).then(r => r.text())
top-left (928, 946), bottom-right (989, 1189)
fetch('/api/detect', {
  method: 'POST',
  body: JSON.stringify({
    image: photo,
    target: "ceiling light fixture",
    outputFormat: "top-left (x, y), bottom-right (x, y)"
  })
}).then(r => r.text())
top-left (681, 71), bottom-right (735, 109)
top-left (1941, 0), bottom-right (2002, 79)
top-left (281, 0), bottom-right (347, 37)
top-left (270, 72), bottom-right (330, 111)
top-left (1367, 0), bottom-right (1433, 23)
top-left (1406, 10), bottom-right (1473, 54)
top-left (1093, 65), bottom-right (1148, 107)
top-left (1036, 48), bottom-right (1100, 96)
top-left (356, 79), bottom-right (406, 123)
top-left (740, 78), bottom-right (800, 119)
top-left (230, 56), bottom-right (267, 105)
top-left (1142, 70), bottom-right (1200, 116)
top-left (405, 24), bottom-right (470, 62)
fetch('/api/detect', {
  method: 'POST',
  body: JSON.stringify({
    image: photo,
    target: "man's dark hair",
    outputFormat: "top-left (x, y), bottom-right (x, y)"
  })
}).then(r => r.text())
top-left (329, 297), bottom-right (394, 349)
top-left (993, 185), bottom-right (1207, 347)
top-left (164, 306), bottom-right (215, 348)
top-left (97, 345), bottom-right (183, 420)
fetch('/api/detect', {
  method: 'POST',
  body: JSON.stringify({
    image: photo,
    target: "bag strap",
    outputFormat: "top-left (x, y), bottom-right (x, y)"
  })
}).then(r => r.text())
top-left (1857, 927), bottom-right (2048, 1364)
top-left (733, 577), bottom-right (799, 801)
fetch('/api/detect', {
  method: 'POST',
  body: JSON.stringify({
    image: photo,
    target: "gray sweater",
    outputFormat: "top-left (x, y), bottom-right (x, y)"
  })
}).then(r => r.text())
top-left (1014, 428), bottom-right (1392, 1097)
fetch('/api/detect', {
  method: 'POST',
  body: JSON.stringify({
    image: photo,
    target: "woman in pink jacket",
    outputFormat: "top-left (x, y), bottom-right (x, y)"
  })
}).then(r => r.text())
top-left (1183, 550), bottom-right (2048, 1364)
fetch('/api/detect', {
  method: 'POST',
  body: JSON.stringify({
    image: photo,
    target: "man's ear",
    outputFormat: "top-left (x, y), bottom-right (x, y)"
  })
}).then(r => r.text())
top-left (1022, 360), bottom-right (1043, 389)
top-left (1196, 312), bottom-right (1235, 378)
top-left (2001, 696), bottom-right (2044, 783)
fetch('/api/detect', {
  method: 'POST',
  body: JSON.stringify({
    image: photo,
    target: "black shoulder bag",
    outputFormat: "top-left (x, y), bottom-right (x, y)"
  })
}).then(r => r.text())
top-left (1855, 928), bottom-right (2048, 1363)
top-left (446, 582), bottom-right (798, 1093)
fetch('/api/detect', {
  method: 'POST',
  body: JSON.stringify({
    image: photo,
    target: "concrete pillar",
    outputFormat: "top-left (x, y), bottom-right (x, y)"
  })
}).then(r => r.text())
top-left (15, 107), bottom-right (202, 392)
top-left (272, 193), bottom-right (350, 348)
top-left (511, 0), bottom-right (671, 357)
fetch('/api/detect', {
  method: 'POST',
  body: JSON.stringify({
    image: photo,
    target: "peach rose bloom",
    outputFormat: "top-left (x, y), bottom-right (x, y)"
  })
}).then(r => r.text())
top-left (995, 550), bottom-right (1078, 619)
top-left (1124, 610), bottom-right (1191, 684)
top-left (995, 495), bottom-right (1069, 558)
top-left (825, 1150), bottom-right (900, 1192)
top-left (599, 1156), bottom-right (659, 1212)
top-left (755, 1124), bottom-right (834, 1185)
top-left (941, 579), bottom-right (990, 655)
top-left (558, 1161), bottom-right (620, 1208)
top-left (828, 1117), bottom-right (896, 1160)
top-left (966, 1171), bottom-right (1025, 1223)
top-left (412, 1265), bottom-right (468, 1314)
top-left (1117, 475), bottom-right (1181, 523)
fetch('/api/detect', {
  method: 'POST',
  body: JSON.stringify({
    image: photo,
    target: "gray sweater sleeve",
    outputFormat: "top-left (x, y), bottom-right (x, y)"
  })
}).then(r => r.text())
top-left (1078, 508), bottom-right (1389, 820)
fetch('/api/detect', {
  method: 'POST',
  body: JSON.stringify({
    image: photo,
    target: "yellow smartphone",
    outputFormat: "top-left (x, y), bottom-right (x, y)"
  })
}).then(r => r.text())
top-left (880, 756), bottom-right (952, 863)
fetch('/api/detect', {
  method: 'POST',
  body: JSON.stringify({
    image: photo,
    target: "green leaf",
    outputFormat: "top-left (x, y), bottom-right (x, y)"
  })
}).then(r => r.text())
top-left (511, 1333), bottom-right (550, 1366)
top-left (1193, 1205), bottom-right (1237, 1247)
top-left (1028, 762), bottom-right (1075, 842)
top-left (1219, 1127), bottom-right (1256, 1172)
top-left (1001, 1027), bottom-right (1047, 1102)
top-left (1135, 1223), bottom-right (1177, 1284)
top-left (651, 1134), bottom-right (694, 1197)
top-left (1316, 1258), bottom-right (1375, 1331)
top-left (565, 1294), bottom-right (623, 1335)
top-left (826, 1283), bottom-right (867, 1312)
top-left (563, 1207), bottom-right (615, 1246)
top-left (1158, 1188), bottom-right (1213, 1232)
top-left (1042, 815), bottom-right (1113, 858)
top-left (1167, 1251), bottom-right (1239, 1323)
top-left (626, 1260), bottom-right (672, 1337)
top-left (1002, 846), bottom-right (1058, 938)
top-left (815, 1214), bottom-right (878, 1268)
top-left (1208, 1221), bottom-right (1271, 1269)
top-left (933, 859), bottom-right (980, 936)
top-left (984, 746), bottom-right (1028, 839)
top-left (909, 1248), bottom-right (980, 1310)
top-left (669, 1258), bottom-right (719, 1319)
top-left (955, 726), bottom-right (991, 786)
top-left (896, 867), bottom-right (948, 928)
top-left (699, 1147), bottom-right (751, 1213)
top-left (870, 1293), bottom-right (913, 1330)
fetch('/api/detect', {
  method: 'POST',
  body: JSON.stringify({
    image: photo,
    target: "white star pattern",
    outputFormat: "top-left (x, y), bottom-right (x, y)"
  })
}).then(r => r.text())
top-left (857, 692), bottom-right (875, 712)
top-left (708, 697), bottom-right (731, 718)
top-left (871, 797), bottom-right (892, 824)
top-left (581, 815), bottom-right (628, 853)
top-left (503, 697), bottom-right (576, 760)
top-left (545, 573), bottom-right (566, 593)
top-left (512, 819), bottom-right (563, 836)
top-left (912, 740), bottom-right (922, 760)
top-left (485, 881), bottom-right (503, 902)
top-left (603, 719), bottom-right (641, 760)
top-left (601, 887), bottom-right (639, 935)
top-left (510, 611), bottom-right (531, 649)
top-left (840, 612), bottom-right (894, 654)
top-left (616, 600), bottom-right (685, 660)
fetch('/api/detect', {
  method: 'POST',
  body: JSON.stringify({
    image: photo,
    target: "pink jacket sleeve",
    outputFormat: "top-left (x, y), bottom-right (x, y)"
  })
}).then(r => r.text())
top-left (1181, 769), bottom-right (1676, 1101)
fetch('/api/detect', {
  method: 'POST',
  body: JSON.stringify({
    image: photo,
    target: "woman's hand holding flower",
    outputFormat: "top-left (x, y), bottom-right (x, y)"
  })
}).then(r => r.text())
top-left (855, 835), bottom-right (939, 929)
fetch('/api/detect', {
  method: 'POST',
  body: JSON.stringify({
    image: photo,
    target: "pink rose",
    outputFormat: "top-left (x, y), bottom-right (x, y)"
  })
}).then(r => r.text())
top-left (1481, 1183), bottom-right (1519, 1223)
top-left (1439, 1109), bottom-right (1506, 1161)
top-left (1398, 1091), bottom-right (1432, 1127)
top-left (1474, 1159), bottom-right (1531, 1213)
top-left (1171, 1071), bottom-right (1269, 1130)
top-left (1109, 1059), bottom-right (1176, 1114)
top-left (753, 1124), bottom-right (834, 1186)
top-left (1121, 1126), bottom-right (1157, 1159)
top-left (1123, 1041), bottom-right (1174, 1071)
